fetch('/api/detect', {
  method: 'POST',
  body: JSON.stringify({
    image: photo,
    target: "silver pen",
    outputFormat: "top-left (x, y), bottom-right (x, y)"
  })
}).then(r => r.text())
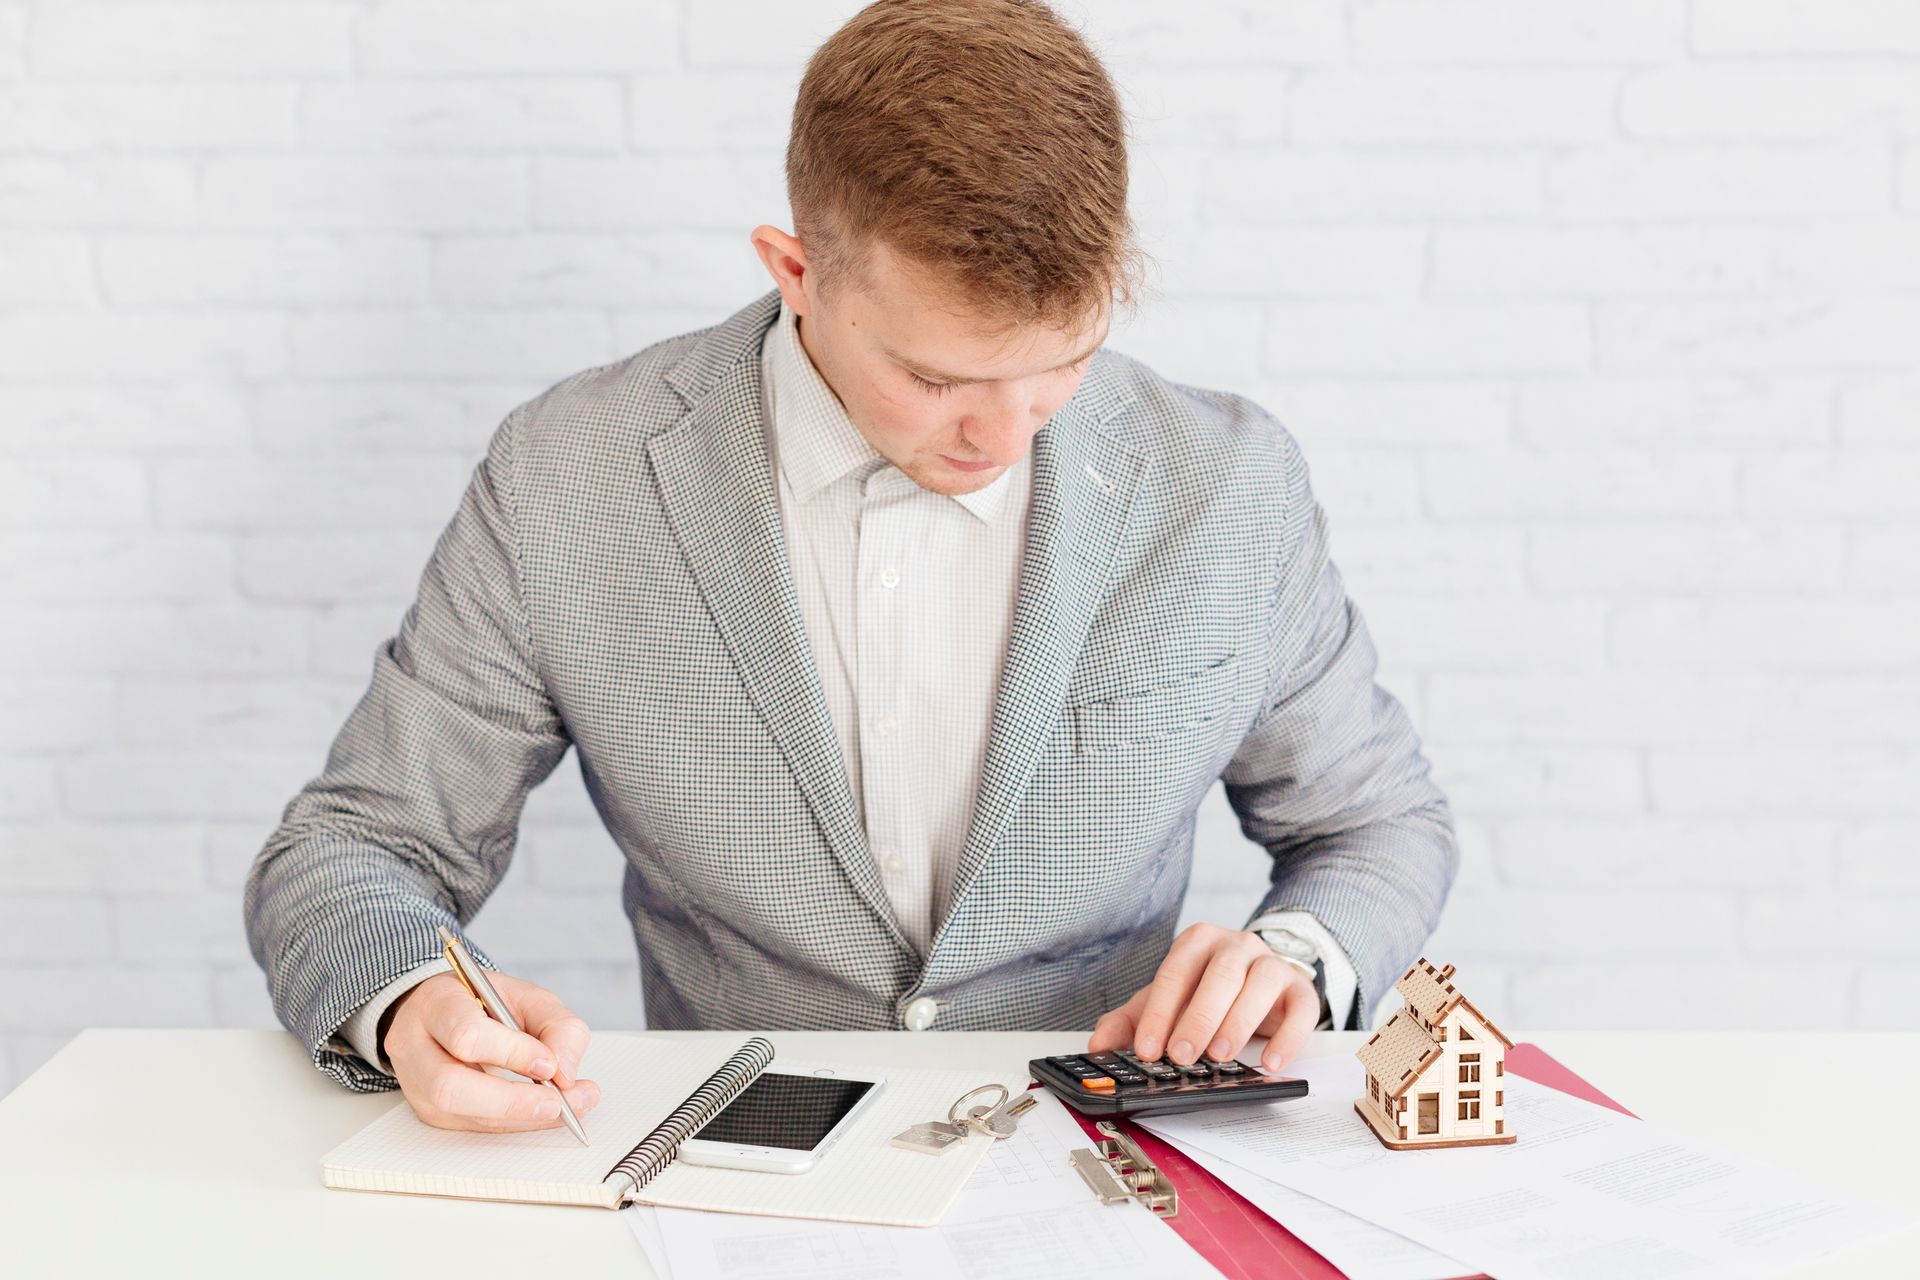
top-left (436, 924), bottom-right (589, 1145)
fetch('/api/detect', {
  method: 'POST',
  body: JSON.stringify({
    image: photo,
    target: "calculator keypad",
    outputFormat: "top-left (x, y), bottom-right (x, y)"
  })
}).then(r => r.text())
top-left (1030, 1048), bottom-right (1307, 1117)
top-left (1044, 1050), bottom-right (1263, 1095)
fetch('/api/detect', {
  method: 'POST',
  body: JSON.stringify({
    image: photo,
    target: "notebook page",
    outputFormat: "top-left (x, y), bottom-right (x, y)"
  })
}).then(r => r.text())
top-left (321, 1033), bottom-right (748, 1207)
top-left (637, 1063), bottom-right (1015, 1226)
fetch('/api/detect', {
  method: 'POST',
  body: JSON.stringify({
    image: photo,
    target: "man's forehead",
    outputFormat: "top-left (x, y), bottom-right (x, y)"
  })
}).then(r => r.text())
top-left (874, 313), bottom-right (1111, 385)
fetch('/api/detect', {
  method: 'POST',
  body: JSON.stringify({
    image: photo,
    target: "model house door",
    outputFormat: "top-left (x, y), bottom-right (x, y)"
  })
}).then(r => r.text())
top-left (1418, 1093), bottom-right (1438, 1134)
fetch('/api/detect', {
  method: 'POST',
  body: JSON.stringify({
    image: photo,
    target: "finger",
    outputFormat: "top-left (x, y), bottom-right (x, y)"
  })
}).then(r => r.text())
top-left (495, 974), bottom-right (592, 1088)
top-left (1204, 955), bottom-right (1290, 1062)
top-left (431, 1000), bottom-right (565, 1082)
top-left (1258, 978), bottom-right (1322, 1073)
top-left (416, 1039), bottom-right (603, 1132)
top-left (1164, 943), bottom-right (1261, 1066)
top-left (1132, 929), bottom-right (1218, 1060)
top-left (419, 1035), bottom-right (601, 1130)
top-left (1086, 987), bottom-right (1149, 1054)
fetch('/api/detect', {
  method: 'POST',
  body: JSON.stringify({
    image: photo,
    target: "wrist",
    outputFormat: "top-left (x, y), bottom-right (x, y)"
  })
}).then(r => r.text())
top-left (1255, 926), bottom-right (1330, 1025)
top-left (378, 974), bottom-right (437, 1062)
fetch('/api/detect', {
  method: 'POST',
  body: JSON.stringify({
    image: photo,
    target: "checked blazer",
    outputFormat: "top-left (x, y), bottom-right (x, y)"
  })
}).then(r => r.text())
top-left (244, 286), bottom-right (1459, 1091)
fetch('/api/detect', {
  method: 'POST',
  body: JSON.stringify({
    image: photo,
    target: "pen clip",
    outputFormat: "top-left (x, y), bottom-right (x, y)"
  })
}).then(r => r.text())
top-left (441, 930), bottom-right (485, 1010)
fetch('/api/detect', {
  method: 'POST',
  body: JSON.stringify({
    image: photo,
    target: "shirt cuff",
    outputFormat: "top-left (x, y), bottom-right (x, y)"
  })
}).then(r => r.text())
top-left (1249, 909), bottom-right (1362, 1031)
top-left (329, 958), bottom-right (454, 1074)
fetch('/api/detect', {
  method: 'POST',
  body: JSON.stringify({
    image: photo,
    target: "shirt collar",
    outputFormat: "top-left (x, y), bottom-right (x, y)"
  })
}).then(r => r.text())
top-left (761, 296), bottom-right (1020, 525)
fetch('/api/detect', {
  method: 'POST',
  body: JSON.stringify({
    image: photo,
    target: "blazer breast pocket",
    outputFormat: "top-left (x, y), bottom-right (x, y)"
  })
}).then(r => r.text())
top-left (1068, 653), bottom-right (1241, 756)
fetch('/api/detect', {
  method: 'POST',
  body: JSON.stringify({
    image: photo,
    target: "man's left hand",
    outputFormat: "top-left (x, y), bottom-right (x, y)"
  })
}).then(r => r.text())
top-left (1088, 923), bottom-right (1320, 1072)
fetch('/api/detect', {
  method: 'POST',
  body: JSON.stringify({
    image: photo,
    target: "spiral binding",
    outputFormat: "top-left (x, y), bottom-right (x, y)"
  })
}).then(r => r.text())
top-left (601, 1035), bottom-right (776, 1200)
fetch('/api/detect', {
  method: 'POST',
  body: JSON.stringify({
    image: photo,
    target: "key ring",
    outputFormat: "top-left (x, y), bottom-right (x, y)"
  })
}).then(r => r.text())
top-left (947, 1083), bottom-right (1009, 1128)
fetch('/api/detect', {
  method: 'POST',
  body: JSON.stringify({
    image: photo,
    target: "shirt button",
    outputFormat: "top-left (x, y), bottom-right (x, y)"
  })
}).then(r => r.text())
top-left (902, 997), bottom-right (938, 1031)
top-left (879, 568), bottom-right (900, 589)
top-left (883, 853), bottom-right (904, 873)
top-left (875, 716), bottom-right (897, 737)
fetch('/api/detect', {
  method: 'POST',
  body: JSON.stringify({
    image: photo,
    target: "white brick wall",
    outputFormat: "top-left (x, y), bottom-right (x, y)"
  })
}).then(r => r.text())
top-left (2, 0), bottom-right (1915, 1097)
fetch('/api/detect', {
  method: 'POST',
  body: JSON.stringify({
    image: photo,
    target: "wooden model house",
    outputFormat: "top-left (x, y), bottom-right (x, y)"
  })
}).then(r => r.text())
top-left (1355, 958), bottom-right (1517, 1149)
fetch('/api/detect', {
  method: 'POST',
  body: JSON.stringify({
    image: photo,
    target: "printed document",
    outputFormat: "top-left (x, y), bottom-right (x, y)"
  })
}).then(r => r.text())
top-left (1174, 1138), bottom-right (1476, 1280)
top-left (1138, 1053), bottom-right (1913, 1280)
top-left (626, 1087), bottom-right (1213, 1279)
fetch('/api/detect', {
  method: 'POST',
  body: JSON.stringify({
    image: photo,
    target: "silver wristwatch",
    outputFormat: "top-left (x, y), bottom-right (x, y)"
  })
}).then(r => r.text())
top-left (1256, 925), bottom-right (1317, 980)
top-left (1256, 925), bottom-right (1331, 1025)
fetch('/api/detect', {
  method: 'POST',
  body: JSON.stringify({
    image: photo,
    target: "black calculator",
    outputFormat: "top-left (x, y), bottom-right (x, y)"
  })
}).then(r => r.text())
top-left (1028, 1049), bottom-right (1309, 1118)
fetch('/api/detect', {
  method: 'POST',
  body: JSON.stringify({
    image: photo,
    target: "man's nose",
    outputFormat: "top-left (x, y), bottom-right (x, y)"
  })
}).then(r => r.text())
top-left (959, 389), bottom-right (1049, 466)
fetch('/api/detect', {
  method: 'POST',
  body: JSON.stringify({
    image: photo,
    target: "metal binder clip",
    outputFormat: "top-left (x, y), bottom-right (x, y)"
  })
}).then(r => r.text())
top-left (1068, 1120), bottom-right (1179, 1219)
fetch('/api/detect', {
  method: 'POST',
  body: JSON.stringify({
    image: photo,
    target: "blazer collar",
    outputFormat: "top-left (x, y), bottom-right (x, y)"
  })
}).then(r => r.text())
top-left (652, 288), bottom-right (1143, 966)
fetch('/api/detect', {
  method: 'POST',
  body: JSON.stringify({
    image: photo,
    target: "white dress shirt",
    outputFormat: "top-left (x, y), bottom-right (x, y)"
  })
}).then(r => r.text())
top-left (760, 296), bottom-right (1029, 956)
top-left (331, 297), bottom-right (1361, 1071)
top-left (759, 296), bottom-right (1361, 1029)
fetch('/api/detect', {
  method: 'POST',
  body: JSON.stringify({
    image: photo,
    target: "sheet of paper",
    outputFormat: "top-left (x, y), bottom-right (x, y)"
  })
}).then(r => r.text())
top-left (626, 1089), bottom-right (1215, 1279)
top-left (1174, 1138), bottom-right (1474, 1280)
top-left (1138, 1054), bottom-right (1915, 1280)
top-left (629, 1202), bottom-right (675, 1280)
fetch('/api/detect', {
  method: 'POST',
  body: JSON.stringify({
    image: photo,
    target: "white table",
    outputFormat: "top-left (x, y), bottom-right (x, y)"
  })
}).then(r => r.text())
top-left (1, 1029), bottom-right (1913, 1277)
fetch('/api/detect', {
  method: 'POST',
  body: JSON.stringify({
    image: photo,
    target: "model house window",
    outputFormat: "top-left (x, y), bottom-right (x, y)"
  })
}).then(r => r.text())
top-left (1459, 1025), bottom-right (1474, 1039)
top-left (1369, 1077), bottom-right (1379, 1101)
top-left (1459, 1053), bottom-right (1480, 1083)
top-left (1458, 1089), bottom-right (1481, 1120)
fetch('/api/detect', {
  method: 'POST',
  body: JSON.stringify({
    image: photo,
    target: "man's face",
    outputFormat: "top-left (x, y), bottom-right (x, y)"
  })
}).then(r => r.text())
top-left (755, 230), bottom-right (1109, 497)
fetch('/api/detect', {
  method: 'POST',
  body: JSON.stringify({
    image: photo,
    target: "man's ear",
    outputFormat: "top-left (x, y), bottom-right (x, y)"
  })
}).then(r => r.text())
top-left (749, 224), bottom-right (811, 312)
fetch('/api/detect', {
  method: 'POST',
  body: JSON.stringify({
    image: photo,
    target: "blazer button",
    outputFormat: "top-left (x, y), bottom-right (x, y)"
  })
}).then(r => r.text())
top-left (902, 997), bottom-right (938, 1031)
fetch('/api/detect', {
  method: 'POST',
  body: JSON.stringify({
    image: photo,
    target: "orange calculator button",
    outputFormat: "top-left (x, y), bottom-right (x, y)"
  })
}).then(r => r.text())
top-left (1080, 1076), bottom-right (1116, 1092)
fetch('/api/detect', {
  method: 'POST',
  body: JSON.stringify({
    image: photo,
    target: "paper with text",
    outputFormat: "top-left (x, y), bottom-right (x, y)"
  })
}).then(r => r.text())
top-left (626, 1088), bottom-right (1214, 1279)
top-left (1138, 1053), bottom-right (1913, 1280)
top-left (1175, 1138), bottom-right (1475, 1280)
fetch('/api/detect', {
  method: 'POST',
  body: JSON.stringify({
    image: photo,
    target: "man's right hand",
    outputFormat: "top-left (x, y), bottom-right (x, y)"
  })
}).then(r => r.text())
top-left (381, 970), bottom-right (601, 1133)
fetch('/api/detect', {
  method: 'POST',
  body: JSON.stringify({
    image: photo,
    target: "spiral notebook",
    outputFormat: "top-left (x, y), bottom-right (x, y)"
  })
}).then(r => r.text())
top-left (320, 1032), bottom-right (1005, 1225)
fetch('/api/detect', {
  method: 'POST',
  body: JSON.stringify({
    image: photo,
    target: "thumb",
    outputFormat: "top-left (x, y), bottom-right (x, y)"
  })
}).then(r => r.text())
top-left (1087, 986), bottom-right (1149, 1054)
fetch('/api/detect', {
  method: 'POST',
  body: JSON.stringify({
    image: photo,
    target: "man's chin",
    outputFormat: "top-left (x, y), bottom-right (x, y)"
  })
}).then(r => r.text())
top-left (908, 460), bottom-right (1001, 495)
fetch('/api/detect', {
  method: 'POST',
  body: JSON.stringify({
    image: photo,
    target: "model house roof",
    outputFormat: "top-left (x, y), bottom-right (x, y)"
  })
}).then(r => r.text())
top-left (1356, 1006), bottom-right (1443, 1101)
top-left (1397, 958), bottom-right (1516, 1049)
top-left (1357, 958), bottom-right (1515, 1101)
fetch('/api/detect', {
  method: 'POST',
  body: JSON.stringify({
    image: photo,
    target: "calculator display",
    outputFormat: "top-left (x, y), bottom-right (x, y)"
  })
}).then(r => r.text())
top-left (693, 1072), bottom-right (879, 1150)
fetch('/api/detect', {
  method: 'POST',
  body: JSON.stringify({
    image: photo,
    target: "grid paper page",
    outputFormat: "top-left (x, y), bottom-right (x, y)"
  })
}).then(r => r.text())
top-left (636, 1063), bottom-right (1016, 1226)
top-left (321, 1033), bottom-right (749, 1207)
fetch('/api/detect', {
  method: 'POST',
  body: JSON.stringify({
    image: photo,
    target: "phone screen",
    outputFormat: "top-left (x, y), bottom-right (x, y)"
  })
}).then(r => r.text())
top-left (693, 1072), bottom-right (878, 1151)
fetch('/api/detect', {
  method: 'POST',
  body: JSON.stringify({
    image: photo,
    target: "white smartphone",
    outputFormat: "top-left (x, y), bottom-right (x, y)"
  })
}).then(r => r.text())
top-left (676, 1064), bottom-right (887, 1174)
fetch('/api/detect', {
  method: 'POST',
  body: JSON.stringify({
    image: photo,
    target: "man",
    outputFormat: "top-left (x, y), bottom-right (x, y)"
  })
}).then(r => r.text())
top-left (245, 0), bottom-right (1456, 1134)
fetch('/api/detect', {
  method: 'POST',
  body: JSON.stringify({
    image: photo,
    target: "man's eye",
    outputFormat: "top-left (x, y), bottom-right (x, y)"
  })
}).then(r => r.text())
top-left (908, 371), bottom-right (956, 396)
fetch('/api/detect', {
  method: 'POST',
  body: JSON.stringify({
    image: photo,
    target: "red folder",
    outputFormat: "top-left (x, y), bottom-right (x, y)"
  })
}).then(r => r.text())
top-left (1056, 1043), bottom-right (1637, 1280)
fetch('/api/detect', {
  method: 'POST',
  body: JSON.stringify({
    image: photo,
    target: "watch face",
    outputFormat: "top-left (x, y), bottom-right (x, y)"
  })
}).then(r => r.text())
top-left (1262, 930), bottom-right (1316, 964)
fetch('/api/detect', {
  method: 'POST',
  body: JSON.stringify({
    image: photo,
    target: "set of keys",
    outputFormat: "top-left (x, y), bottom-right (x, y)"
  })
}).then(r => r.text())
top-left (890, 1083), bottom-right (1039, 1155)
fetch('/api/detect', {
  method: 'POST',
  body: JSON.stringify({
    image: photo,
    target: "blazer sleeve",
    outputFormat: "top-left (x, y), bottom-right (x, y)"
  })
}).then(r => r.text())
top-left (243, 406), bottom-right (573, 1092)
top-left (1220, 419), bottom-right (1459, 1029)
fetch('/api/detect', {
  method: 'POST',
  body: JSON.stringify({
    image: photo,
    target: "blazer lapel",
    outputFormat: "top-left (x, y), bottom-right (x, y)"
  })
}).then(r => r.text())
top-left (926, 355), bottom-right (1145, 967)
top-left (647, 291), bottom-right (912, 957)
top-left (646, 288), bottom-right (1146, 975)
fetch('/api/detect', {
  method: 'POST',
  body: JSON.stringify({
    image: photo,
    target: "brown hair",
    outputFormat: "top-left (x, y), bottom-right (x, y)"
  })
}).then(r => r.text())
top-left (786, 0), bottom-right (1152, 341)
